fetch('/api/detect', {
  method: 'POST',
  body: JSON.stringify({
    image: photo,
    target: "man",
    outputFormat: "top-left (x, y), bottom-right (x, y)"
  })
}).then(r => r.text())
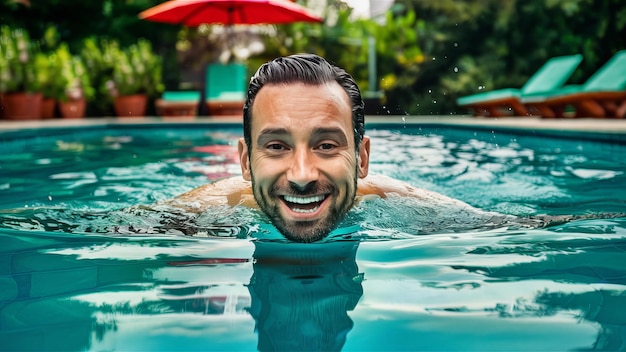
top-left (168, 54), bottom-right (551, 242)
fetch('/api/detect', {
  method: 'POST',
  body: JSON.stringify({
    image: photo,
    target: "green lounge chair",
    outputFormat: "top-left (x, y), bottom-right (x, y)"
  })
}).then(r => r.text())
top-left (205, 63), bottom-right (247, 116)
top-left (522, 50), bottom-right (626, 118)
top-left (456, 54), bottom-right (583, 117)
top-left (155, 63), bottom-right (247, 117)
top-left (155, 90), bottom-right (201, 117)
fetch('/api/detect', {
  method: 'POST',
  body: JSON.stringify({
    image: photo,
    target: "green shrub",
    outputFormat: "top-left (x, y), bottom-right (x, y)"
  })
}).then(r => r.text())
top-left (0, 26), bottom-right (39, 93)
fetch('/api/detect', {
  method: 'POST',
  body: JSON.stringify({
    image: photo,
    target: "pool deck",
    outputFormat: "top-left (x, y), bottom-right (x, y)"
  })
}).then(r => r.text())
top-left (1, 115), bottom-right (625, 142)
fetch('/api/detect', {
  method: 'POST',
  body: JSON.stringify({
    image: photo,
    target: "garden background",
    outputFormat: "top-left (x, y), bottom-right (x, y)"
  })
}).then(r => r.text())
top-left (1, 0), bottom-right (625, 116)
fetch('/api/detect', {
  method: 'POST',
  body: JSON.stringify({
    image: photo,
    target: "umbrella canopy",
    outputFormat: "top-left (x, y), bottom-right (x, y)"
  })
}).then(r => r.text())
top-left (138, 0), bottom-right (323, 26)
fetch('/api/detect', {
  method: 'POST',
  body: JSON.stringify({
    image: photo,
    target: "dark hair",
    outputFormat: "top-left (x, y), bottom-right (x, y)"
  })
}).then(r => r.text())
top-left (243, 54), bottom-right (365, 151)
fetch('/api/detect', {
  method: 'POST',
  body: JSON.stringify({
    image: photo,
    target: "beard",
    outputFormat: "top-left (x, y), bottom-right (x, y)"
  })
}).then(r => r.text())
top-left (250, 170), bottom-right (358, 243)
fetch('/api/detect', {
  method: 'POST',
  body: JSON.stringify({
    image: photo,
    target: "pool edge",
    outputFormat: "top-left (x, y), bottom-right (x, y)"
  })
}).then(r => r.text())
top-left (1, 115), bottom-right (625, 143)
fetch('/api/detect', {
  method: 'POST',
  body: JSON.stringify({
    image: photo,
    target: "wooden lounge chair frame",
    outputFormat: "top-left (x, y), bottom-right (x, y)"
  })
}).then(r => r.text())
top-left (525, 91), bottom-right (626, 118)
top-left (459, 91), bottom-right (530, 117)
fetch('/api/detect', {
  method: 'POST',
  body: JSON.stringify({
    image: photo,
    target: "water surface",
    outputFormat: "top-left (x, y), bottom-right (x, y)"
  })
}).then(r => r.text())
top-left (1, 124), bottom-right (625, 351)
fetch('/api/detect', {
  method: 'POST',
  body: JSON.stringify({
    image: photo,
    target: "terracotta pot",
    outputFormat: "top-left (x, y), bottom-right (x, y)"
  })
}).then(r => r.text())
top-left (114, 94), bottom-right (147, 117)
top-left (0, 92), bottom-right (43, 120)
top-left (41, 98), bottom-right (56, 119)
top-left (59, 98), bottom-right (86, 119)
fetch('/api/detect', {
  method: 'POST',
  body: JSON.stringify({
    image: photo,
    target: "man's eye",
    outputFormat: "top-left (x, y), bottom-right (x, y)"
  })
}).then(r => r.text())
top-left (318, 143), bottom-right (336, 151)
top-left (267, 143), bottom-right (286, 151)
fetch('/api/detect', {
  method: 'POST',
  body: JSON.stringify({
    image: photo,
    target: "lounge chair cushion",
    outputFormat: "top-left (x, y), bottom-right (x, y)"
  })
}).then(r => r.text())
top-left (207, 63), bottom-right (247, 101)
top-left (161, 91), bottom-right (201, 102)
top-left (456, 88), bottom-right (521, 106)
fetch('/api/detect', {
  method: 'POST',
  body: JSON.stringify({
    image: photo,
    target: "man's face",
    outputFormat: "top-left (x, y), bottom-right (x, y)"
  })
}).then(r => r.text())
top-left (238, 82), bottom-right (370, 242)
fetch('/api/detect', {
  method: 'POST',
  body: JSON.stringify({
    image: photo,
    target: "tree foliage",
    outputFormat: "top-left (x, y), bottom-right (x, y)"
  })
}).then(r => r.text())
top-left (252, 0), bottom-right (625, 114)
top-left (395, 0), bottom-right (626, 114)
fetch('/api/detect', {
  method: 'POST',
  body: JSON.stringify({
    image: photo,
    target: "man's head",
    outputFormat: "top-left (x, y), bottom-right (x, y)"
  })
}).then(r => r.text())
top-left (238, 54), bottom-right (370, 242)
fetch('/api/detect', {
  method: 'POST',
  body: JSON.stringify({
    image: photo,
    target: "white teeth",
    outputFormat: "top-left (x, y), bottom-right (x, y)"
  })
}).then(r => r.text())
top-left (292, 206), bottom-right (319, 213)
top-left (283, 195), bottom-right (325, 204)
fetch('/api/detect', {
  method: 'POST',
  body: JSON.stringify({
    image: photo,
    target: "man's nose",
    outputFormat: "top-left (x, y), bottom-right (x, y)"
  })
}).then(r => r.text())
top-left (287, 149), bottom-right (319, 190)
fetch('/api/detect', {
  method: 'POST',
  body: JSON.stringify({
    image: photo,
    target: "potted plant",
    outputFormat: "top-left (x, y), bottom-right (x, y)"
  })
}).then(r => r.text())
top-left (80, 37), bottom-right (115, 116)
top-left (35, 26), bottom-right (65, 119)
top-left (0, 26), bottom-right (42, 120)
top-left (105, 39), bottom-right (164, 117)
top-left (56, 44), bottom-right (94, 118)
top-left (33, 51), bottom-right (65, 119)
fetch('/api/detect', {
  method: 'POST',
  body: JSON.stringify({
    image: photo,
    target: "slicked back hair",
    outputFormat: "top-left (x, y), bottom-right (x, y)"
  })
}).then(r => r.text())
top-left (243, 54), bottom-right (365, 152)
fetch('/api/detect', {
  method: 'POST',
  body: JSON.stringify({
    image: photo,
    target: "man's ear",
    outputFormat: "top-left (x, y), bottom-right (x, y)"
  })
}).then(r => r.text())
top-left (238, 138), bottom-right (251, 181)
top-left (357, 136), bottom-right (370, 178)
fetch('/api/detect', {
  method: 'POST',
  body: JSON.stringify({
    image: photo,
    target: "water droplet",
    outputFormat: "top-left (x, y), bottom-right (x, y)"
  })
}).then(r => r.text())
top-left (453, 66), bottom-right (459, 73)
top-left (48, 195), bottom-right (52, 201)
top-left (454, 42), bottom-right (458, 47)
top-left (433, 100), bottom-right (437, 104)
top-left (478, 85), bottom-right (484, 90)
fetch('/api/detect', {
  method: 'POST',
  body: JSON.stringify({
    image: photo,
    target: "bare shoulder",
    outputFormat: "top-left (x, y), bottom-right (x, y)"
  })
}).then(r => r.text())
top-left (161, 176), bottom-right (256, 210)
top-left (358, 174), bottom-right (416, 197)
top-left (357, 174), bottom-right (474, 207)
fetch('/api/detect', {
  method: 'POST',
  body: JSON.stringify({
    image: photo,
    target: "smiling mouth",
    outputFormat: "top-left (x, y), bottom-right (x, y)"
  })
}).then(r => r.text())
top-left (281, 194), bottom-right (327, 213)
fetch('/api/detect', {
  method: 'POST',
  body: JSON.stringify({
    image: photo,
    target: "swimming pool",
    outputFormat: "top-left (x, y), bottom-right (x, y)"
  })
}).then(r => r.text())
top-left (1, 118), bottom-right (625, 351)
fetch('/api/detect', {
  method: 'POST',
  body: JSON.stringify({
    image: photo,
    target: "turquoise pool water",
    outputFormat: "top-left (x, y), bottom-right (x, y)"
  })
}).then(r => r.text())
top-left (1, 122), bottom-right (625, 351)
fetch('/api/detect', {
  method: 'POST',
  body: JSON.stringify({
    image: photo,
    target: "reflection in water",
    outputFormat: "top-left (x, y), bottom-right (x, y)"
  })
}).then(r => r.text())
top-left (536, 290), bottom-right (626, 351)
top-left (0, 230), bottom-right (363, 351)
top-left (449, 222), bottom-right (626, 350)
top-left (247, 240), bottom-right (363, 351)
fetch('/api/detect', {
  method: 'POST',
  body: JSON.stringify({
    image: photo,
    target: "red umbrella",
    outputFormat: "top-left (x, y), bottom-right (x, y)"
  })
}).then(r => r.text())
top-left (138, 0), bottom-right (322, 26)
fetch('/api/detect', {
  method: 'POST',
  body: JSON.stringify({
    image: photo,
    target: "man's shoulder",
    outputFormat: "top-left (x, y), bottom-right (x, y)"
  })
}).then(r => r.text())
top-left (358, 174), bottom-right (414, 196)
top-left (164, 176), bottom-right (254, 210)
top-left (357, 174), bottom-right (475, 207)
top-left (358, 174), bottom-right (433, 199)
